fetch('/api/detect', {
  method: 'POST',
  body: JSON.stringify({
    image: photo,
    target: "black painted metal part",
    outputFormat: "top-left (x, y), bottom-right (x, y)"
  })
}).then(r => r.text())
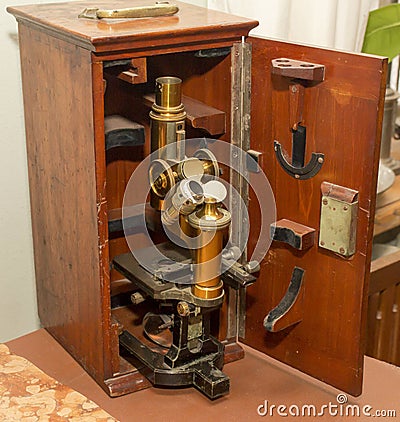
top-left (263, 267), bottom-right (305, 332)
top-left (112, 242), bottom-right (235, 399)
top-left (274, 125), bottom-right (324, 180)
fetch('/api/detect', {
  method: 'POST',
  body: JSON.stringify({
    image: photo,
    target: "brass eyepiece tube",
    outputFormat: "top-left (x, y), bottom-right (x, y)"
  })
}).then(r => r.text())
top-left (150, 76), bottom-right (186, 160)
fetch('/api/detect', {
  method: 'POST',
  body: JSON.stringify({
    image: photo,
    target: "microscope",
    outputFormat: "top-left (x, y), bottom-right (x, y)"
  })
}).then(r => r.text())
top-left (112, 76), bottom-right (257, 399)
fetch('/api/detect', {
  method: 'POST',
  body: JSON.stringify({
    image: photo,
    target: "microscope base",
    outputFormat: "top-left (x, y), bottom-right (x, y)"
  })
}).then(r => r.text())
top-left (119, 330), bottom-right (229, 399)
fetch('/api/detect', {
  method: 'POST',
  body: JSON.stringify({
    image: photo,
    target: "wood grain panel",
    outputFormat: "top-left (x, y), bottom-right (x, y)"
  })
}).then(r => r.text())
top-left (244, 37), bottom-right (386, 396)
top-left (18, 24), bottom-right (107, 382)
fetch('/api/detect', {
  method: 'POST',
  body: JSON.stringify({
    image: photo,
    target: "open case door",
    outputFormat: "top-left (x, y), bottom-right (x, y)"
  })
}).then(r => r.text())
top-left (244, 37), bottom-right (386, 396)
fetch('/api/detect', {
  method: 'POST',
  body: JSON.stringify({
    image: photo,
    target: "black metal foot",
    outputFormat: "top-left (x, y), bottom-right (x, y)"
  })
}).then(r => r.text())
top-left (119, 330), bottom-right (230, 399)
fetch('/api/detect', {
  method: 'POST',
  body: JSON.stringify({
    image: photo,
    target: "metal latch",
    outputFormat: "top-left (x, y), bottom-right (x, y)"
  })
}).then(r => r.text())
top-left (78, 2), bottom-right (179, 19)
top-left (319, 182), bottom-right (358, 257)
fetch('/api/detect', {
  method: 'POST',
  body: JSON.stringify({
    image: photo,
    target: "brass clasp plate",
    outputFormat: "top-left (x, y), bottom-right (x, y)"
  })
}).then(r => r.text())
top-left (319, 182), bottom-right (359, 257)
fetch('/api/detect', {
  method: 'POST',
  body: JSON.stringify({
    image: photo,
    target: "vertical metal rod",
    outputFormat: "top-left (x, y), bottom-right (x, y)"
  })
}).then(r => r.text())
top-left (230, 40), bottom-right (251, 258)
top-left (227, 40), bottom-right (252, 340)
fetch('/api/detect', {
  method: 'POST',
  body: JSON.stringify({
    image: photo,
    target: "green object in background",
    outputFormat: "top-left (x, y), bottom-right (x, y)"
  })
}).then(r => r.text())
top-left (362, 3), bottom-right (400, 62)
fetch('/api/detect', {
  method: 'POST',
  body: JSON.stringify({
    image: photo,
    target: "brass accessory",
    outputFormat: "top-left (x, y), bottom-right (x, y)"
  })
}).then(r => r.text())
top-left (319, 182), bottom-right (358, 257)
top-left (78, 3), bottom-right (179, 20)
top-left (150, 76), bottom-right (186, 162)
top-left (188, 197), bottom-right (231, 299)
top-left (148, 159), bottom-right (176, 209)
top-left (193, 149), bottom-right (220, 178)
top-left (161, 179), bottom-right (204, 226)
top-left (130, 291), bottom-right (146, 305)
top-left (177, 157), bottom-right (204, 181)
top-left (177, 301), bottom-right (190, 317)
top-left (147, 74), bottom-right (229, 300)
top-left (153, 76), bottom-right (184, 110)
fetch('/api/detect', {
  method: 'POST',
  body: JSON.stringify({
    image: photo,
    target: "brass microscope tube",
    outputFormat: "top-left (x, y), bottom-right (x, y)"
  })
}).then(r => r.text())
top-left (150, 76), bottom-right (186, 159)
top-left (188, 198), bottom-right (231, 299)
top-left (149, 76), bottom-right (186, 210)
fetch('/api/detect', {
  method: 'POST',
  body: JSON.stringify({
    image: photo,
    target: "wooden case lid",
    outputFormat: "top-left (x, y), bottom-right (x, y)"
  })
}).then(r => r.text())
top-left (7, 0), bottom-right (258, 54)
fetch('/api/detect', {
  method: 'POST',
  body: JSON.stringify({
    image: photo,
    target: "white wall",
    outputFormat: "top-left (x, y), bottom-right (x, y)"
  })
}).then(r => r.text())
top-left (1, 1), bottom-right (207, 342)
top-left (208, 0), bottom-right (379, 52)
top-left (0, 0), bottom-right (42, 343)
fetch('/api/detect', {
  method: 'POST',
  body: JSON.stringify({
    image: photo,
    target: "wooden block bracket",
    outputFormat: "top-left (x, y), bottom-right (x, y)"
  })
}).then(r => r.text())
top-left (271, 218), bottom-right (316, 250)
top-left (104, 58), bottom-right (148, 85)
top-left (143, 93), bottom-right (226, 136)
top-left (271, 58), bottom-right (325, 82)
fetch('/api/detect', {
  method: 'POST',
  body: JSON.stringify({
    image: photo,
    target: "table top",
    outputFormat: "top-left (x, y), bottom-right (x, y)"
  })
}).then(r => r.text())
top-left (7, 329), bottom-right (400, 421)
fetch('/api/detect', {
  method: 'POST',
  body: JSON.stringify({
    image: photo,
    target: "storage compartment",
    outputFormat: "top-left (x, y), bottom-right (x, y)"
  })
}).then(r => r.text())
top-left (102, 50), bottom-right (241, 387)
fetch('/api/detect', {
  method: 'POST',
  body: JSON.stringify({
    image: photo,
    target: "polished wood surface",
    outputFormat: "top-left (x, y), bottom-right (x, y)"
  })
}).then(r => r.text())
top-left (245, 37), bottom-right (386, 396)
top-left (7, 0), bottom-right (258, 55)
top-left (7, 329), bottom-right (400, 422)
top-left (18, 24), bottom-right (108, 383)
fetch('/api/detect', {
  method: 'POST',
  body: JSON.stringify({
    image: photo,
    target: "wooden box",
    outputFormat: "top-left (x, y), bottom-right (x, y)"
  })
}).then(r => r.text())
top-left (8, 0), bottom-right (386, 398)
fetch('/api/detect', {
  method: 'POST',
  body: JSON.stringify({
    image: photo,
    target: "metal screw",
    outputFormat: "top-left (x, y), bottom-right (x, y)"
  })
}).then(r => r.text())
top-left (320, 241), bottom-right (325, 246)
top-left (322, 198), bottom-right (328, 205)
top-left (295, 174), bottom-right (300, 179)
top-left (291, 86), bottom-right (298, 93)
top-left (343, 206), bottom-right (348, 211)
top-left (318, 157), bottom-right (324, 164)
top-left (339, 247), bottom-right (345, 254)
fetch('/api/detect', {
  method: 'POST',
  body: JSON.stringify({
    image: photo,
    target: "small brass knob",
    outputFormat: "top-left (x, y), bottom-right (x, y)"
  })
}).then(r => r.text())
top-left (177, 301), bottom-right (190, 317)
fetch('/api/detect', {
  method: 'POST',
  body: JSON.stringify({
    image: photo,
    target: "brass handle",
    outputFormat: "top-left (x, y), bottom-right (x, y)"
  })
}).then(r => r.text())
top-left (78, 2), bottom-right (179, 19)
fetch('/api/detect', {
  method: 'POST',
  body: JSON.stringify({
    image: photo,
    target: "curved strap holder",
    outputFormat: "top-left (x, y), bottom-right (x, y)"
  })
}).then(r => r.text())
top-left (263, 267), bottom-right (305, 332)
top-left (272, 58), bottom-right (326, 180)
top-left (274, 139), bottom-right (324, 180)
